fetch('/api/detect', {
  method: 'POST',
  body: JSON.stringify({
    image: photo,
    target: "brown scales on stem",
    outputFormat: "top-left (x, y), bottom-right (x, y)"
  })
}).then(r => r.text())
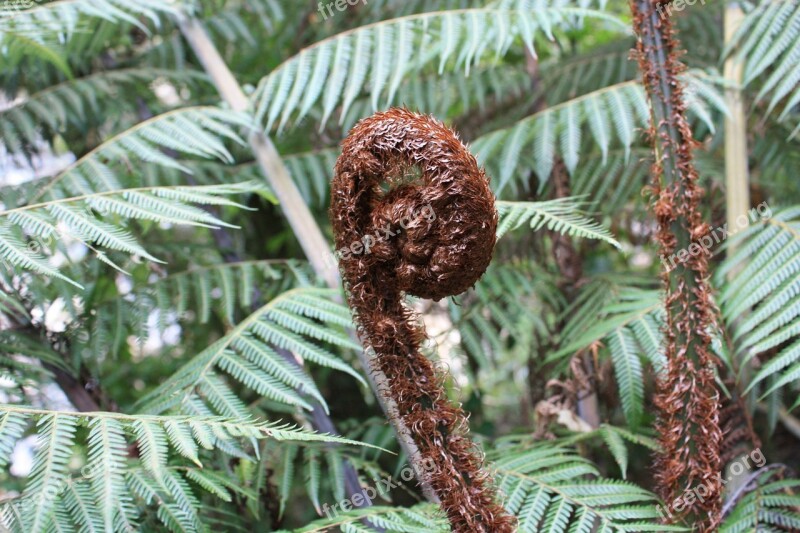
top-left (330, 108), bottom-right (515, 532)
top-left (629, 0), bottom-right (723, 530)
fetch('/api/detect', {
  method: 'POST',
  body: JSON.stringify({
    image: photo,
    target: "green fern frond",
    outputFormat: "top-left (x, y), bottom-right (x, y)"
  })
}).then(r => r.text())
top-left (336, 44), bottom-right (633, 135)
top-left (594, 424), bottom-right (659, 479)
top-left (608, 327), bottom-right (644, 428)
top-left (0, 0), bottom-right (183, 39)
top-left (472, 72), bottom-right (726, 193)
top-left (715, 206), bottom-right (800, 405)
top-left (0, 224), bottom-right (80, 287)
top-left (726, 0), bottom-right (800, 137)
top-left (30, 106), bottom-right (252, 203)
top-left (0, 182), bottom-right (262, 284)
top-left (570, 149), bottom-right (653, 215)
top-left (22, 413), bottom-right (78, 533)
top-left (283, 148), bottom-right (340, 208)
top-left (554, 279), bottom-right (663, 362)
top-left (0, 68), bottom-right (208, 153)
top-left (720, 471), bottom-right (800, 532)
top-left (98, 259), bottom-right (310, 352)
top-left (491, 444), bottom-right (682, 532)
top-left (496, 198), bottom-right (620, 247)
top-left (252, 5), bottom-right (629, 132)
top-left (0, 0), bottom-right (185, 79)
top-left (0, 404), bottom-right (379, 533)
top-left (87, 417), bottom-right (130, 530)
top-left (550, 279), bottom-right (664, 428)
top-left (279, 503), bottom-right (446, 532)
top-left (137, 287), bottom-right (362, 417)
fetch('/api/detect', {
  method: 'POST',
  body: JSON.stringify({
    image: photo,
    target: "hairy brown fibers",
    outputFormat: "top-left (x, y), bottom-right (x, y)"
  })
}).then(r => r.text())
top-left (330, 108), bottom-right (515, 532)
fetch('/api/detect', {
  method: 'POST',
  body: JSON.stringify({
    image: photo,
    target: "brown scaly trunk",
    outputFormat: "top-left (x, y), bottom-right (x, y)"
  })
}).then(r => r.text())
top-left (628, 1), bottom-right (723, 530)
top-left (330, 108), bottom-right (516, 532)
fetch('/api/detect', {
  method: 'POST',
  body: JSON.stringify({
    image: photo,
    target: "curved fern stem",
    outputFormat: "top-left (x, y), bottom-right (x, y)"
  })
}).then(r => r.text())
top-left (331, 108), bottom-right (515, 532)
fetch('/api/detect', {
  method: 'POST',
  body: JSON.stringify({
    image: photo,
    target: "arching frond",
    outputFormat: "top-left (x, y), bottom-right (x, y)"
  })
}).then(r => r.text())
top-left (472, 72), bottom-right (726, 193)
top-left (147, 259), bottom-right (310, 327)
top-left (0, 181), bottom-right (262, 285)
top-left (0, 68), bottom-right (208, 153)
top-left (550, 278), bottom-right (665, 428)
top-left (556, 424), bottom-right (660, 480)
top-left (0, 0), bottom-right (183, 40)
top-left (283, 148), bottom-right (339, 209)
top-left (570, 149), bottom-right (652, 215)
top-left (496, 198), bottom-right (620, 247)
top-left (715, 206), bottom-right (800, 408)
top-left (492, 444), bottom-right (679, 532)
top-left (450, 262), bottom-right (564, 374)
top-left (0, 405), bottom-right (374, 533)
top-left (720, 469), bottom-right (800, 532)
top-left (30, 106), bottom-right (252, 203)
top-left (252, 5), bottom-right (629, 132)
top-left (726, 0), bottom-right (800, 137)
top-left (281, 503), bottom-right (446, 532)
top-left (137, 287), bottom-right (362, 417)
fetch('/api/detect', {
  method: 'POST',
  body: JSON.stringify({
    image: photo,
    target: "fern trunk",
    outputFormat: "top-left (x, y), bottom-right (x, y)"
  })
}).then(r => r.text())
top-left (628, 0), bottom-right (723, 529)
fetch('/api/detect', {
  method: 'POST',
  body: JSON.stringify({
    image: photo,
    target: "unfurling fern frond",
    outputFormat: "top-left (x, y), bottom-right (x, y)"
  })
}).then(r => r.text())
top-left (137, 287), bottom-right (362, 418)
top-left (280, 147), bottom-right (648, 215)
top-left (0, 181), bottom-right (263, 285)
top-left (0, 405), bottom-right (375, 533)
top-left (496, 198), bottom-right (620, 247)
top-left (252, 6), bottom-right (629, 132)
top-left (715, 206), bottom-right (800, 409)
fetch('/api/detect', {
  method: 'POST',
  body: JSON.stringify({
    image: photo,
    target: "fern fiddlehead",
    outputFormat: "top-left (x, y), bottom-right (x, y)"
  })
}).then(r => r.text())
top-left (331, 108), bottom-right (515, 532)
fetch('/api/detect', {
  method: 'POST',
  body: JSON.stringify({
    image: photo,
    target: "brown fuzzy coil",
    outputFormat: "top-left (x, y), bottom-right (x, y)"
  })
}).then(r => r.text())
top-left (330, 108), bottom-right (515, 532)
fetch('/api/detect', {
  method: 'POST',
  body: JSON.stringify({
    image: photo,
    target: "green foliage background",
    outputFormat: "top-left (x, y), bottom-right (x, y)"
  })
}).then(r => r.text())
top-left (0, 0), bottom-right (798, 531)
